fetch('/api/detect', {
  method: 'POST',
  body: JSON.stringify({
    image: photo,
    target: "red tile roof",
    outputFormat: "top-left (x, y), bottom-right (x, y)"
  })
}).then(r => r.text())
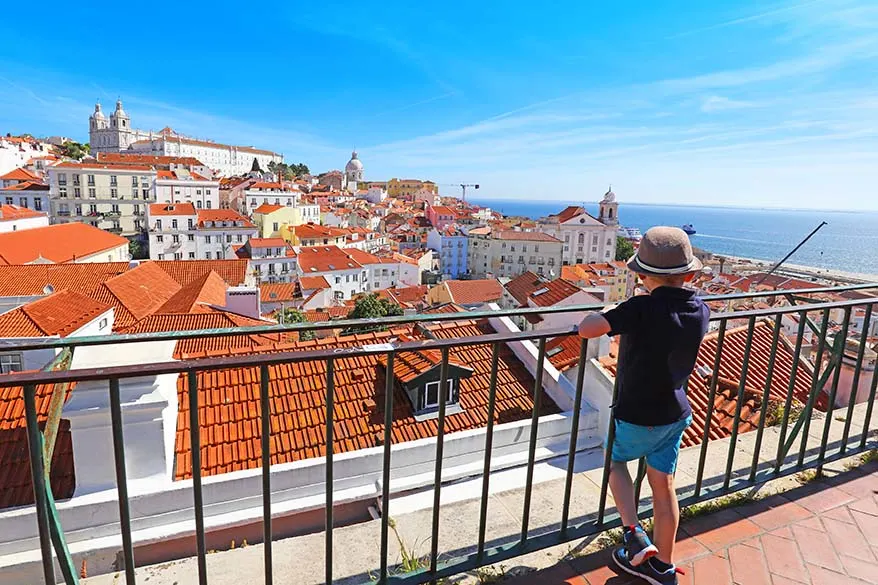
top-left (297, 246), bottom-right (363, 273)
top-left (554, 206), bottom-right (586, 223)
top-left (0, 383), bottom-right (75, 509)
top-left (90, 262), bottom-right (182, 327)
top-left (377, 286), bottom-right (428, 307)
top-left (260, 283), bottom-right (298, 303)
top-left (156, 271), bottom-right (227, 314)
top-left (378, 349), bottom-right (469, 384)
top-left (545, 335), bottom-right (582, 372)
top-left (292, 224), bottom-right (347, 239)
top-left (196, 209), bottom-right (254, 228)
top-left (149, 203), bottom-right (197, 216)
top-left (302, 307), bottom-right (350, 322)
top-left (528, 279), bottom-right (583, 307)
top-left (494, 230), bottom-right (561, 242)
top-left (0, 204), bottom-right (46, 221)
top-left (599, 320), bottom-right (820, 449)
top-left (0, 291), bottom-right (111, 337)
top-left (299, 275), bottom-right (332, 290)
top-left (249, 238), bottom-right (287, 248)
top-left (150, 259), bottom-right (251, 287)
top-left (442, 279), bottom-right (503, 305)
top-left (0, 223), bottom-right (129, 265)
top-left (0, 167), bottom-right (41, 182)
top-left (253, 203), bottom-right (284, 214)
top-left (1, 180), bottom-right (49, 191)
top-left (504, 271), bottom-right (546, 305)
top-left (96, 153), bottom-right (206, 167)
top-left (53, 161), bottom-right (155, 172)
top-left (172, 317), bottom-right (560, 480)
top-left (0, 263), bottom-right (130, 296)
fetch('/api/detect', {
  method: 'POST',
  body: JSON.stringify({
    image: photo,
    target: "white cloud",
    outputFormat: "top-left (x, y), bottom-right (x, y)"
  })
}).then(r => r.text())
top-left (700, 95), bottom-right (756, 112)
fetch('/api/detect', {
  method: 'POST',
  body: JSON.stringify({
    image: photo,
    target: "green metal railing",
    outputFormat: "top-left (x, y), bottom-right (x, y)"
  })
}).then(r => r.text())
top-left (1, 283), bottom-right (877, 585)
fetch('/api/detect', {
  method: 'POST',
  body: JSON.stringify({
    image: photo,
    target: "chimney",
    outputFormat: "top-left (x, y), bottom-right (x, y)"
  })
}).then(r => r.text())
top-left (224, 286), bottom-right (261, 319)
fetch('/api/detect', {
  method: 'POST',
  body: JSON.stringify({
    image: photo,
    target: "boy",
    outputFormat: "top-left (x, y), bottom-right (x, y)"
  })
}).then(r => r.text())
top-left (578, 227), bottom-right (709, 585)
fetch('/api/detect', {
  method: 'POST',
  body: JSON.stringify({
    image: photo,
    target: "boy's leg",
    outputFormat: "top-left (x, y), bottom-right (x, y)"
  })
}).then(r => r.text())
top-left (608, 460), bottom-right (639, 526)
top-left (646, 466), bottom-right (679, 565)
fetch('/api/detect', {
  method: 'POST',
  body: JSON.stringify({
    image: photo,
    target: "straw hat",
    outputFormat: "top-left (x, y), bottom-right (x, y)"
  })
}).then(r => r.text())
top-left (627, 226), bottom-right (703, 276)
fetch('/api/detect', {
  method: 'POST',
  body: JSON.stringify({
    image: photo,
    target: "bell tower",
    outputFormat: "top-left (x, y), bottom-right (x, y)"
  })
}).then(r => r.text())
top-left (599, 186), bottom-right (619, 226)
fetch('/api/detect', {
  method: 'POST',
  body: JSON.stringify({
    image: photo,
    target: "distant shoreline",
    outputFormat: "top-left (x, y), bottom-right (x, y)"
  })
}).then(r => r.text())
top-left (708, 253), bottom-right (878, 284)
top-left (469, 198), bottom-right (878, 215)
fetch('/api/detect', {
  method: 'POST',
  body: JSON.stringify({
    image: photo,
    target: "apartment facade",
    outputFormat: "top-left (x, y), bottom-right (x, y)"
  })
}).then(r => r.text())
top-left (536, 195), bottom-right (618, 266)
top-left (155, 170), bottom-right (220, 210)
top-left (146, 204), bottom-right (258, 260)
top-left (235, 238), bottom-right (297, 283)
top-left (48, 162), bottom-right (156, 236)
top-left (426, 226), bottom-right (468, 279)
top-left (468, 230), bottom-right (563, 279)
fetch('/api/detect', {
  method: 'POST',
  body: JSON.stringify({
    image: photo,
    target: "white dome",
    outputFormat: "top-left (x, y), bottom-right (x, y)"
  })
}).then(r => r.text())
top-left (602, 186), bottom-right (616, 202)
top-left (345, 151), bottom-right (363, 172)
top-left (92, 103), bottom-right (106, 120)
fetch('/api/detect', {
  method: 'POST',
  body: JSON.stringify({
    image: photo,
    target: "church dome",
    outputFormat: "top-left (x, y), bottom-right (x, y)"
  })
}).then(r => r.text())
top-left (345, 151), bottom-right (363, 172)
top-left (92, 103), bottom-right (106, 120)
top-left (113, 99), bottom-right (128, 118)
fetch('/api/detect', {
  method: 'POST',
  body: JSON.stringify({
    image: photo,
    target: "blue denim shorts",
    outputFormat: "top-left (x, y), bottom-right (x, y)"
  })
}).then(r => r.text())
top-left (608, 415), bottom-right (692, 475)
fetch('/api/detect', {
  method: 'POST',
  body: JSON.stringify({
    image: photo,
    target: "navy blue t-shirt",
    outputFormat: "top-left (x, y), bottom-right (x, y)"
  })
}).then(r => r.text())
top-left (603, 286), bottom-right (710, 427)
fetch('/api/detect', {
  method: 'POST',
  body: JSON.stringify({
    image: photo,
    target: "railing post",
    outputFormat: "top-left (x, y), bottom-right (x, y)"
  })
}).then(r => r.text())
top-left (840, 304), bottom-right (872, 454)
top-left (695, 319), bottom-right (727, 497)
top-left (797, 308), bottom-right (831, 467)
top-left (520, 337), bottom-right (546, 544)
top-left (23, 384), bottom-right (56, 585)
top-left (597, 355), bottom-right (623, 525)
top-left (561, 338), bottom-right (588, 535)
top-left (324, 359), bottom-right (335, 585)
top-left (477, 342), bottom-right (501, 558)
top-left (750, 314), bottom-right (783, 482)
top-left (775, 313), bottom-right (807, 473)
top-left (379, 351), bottom-right (395, 583)
top-left (187, 370), bottom-right (208, 585)
top-left (724, 316), bottom-right (757, 490)
top-left (817, 307), bottom-right (852, 475)
top-left (259, 365), bottom-right (273, 585)
top-left (430, 348), bottom-right (451, 581)
top-left (109, 378), bottom-right (136, 585)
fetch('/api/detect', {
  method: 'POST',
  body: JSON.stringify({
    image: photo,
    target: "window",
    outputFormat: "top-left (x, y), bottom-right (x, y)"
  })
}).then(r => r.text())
top-left (156, 219), bottom-right (162, 230)
top-left (188, 252), bottom-right (196, 259)
top-left (74, 187), bottom-right (81, 198)
top-left (110, 175), bottom-right (118, 187)
top-left (196, 200), bottom-right (202, 209)
top-left (142, 189), bottom-right (149, 199)
top-left (206, 200), bottom-right (212, 209)
top-left (99, 318), bottom-right (108, 330)
top-left (334, 291), bottom-right (344, 300)
top-left (72, 174), bottom-right (80, 186)
top-left (34, 199), bottom-right (42, 211)
top-left (187, 234), bottom-right (195, 242)
top-left (335, 276), bottom-right (341, 284)
top-left (174, 252), bottom-right (182, 260)
top-left (237, 235), bottom-right (243, 243)
top-left (132, 176), bottom-right (138, 187)
top-left (226, 235), bottom-right (232, 243)
top-left (205, 251), bottom-right (212, 259)
top-left (3, 197), bottom-right (10, 205)
top-left (59, 187), bottom-right (67, 199)
top-left (110, 188), bottom-right (118, 199)
top-left (578, 234), bottom-right (585, 244)
top-left (592, 246), bottom-right (598, 253)
top-left (188, 218), bottom-right (194, 229)
top-left (171, 219), bottom-right (178, 229)
top-left (89, 204), bottom-right (97, 214)
top-left (19, 197), bottom-right (27, 207)
top-left (173, 235), bottom-right (180, 243)
top-left (157, 235), bottom-right (164, 243)
top-left (205, 235), bottom-right (211, 244)
top-left (0, 353), bottom-right (23, 374)
top-left (87, 174), bottom-right (95, 186)
top-left (57, 173), bottom-right (67, 185)
top-left (273, 222), bottom-right (279, 232)
top-left (111, 204), bottom-right (120, 214)
top-left (565, 234), bottom-right (570, 242)
top-left (424, 379), bottom-right (454, 408)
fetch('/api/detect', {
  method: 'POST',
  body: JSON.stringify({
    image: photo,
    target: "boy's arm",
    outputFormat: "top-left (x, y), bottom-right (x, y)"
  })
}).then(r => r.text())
top-left (577, 312), bottom-right (611, 339)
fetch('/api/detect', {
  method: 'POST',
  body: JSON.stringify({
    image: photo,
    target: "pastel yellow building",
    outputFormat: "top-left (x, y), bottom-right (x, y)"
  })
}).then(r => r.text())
top-left (252, 204), bottom-right (301, 239)
top-left (360, 178), bottom-right (438, 199)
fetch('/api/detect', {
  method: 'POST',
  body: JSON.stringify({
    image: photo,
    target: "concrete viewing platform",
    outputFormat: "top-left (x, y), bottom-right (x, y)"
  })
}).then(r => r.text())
top-left (81, 402), bottom-right (877, 585)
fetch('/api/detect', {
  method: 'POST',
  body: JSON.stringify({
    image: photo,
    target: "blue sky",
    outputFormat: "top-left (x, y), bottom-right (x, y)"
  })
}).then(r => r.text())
top-left (2, 0), bottom-right (878, 210)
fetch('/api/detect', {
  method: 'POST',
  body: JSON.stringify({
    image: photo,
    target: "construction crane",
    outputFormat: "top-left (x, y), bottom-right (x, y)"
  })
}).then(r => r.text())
top-left (439, 183), bottom-right (480, 202)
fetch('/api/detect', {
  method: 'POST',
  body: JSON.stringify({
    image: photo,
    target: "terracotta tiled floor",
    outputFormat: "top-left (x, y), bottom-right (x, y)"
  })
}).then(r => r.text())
top-left (503, 462), bottom-right (878, 585)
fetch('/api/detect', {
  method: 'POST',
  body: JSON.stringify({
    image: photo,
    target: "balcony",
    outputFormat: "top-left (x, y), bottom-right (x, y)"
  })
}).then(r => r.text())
top-left (0, 284), bottom-right (877, 585)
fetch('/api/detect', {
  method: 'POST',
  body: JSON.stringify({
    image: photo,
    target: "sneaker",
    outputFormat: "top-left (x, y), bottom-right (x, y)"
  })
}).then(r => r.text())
top-left (622, 525), bottom-right (658, 566)
top-left (612, 547), bottom-right (680, 585)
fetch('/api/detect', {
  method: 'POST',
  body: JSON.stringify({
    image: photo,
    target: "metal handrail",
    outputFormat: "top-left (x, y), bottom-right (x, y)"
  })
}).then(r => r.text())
top-left (4, 288), bottom-right (878, 585)
top-left (2, 282), bottom-right (876, 353)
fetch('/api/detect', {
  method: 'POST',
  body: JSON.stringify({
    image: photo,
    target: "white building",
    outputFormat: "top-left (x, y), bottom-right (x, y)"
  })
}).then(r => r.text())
top-left (89, 100), bottom-right (283, 176)
top-left (0, 204), bottom-right (49, 233)
top-left (296, 245), bottom-right (368, 301)
top-left (360, 186), bottom-right (387, 204)
top-left (147, 204), bottom-right (258, 260)
top-left (536, 189), bottom-right (618, 265)
top-left (155, 169), bottom-right (220, 210)
top-left (468, 229), bottom-right (563, 279)
top-left (242, 183), bottom-right (318, 221)
top-left (235, 238), bottom-right (298, 283)
top-left (47, 162), bottom-right (156, 236)
top-left (0, 168), bottom-right (50, 213)
top-left (0, 136), bottom-right (53, 175)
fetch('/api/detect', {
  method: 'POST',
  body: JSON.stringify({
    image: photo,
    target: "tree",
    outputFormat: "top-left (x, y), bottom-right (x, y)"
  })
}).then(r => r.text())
top-left (128, 238), bottom-right (148, 260)
top-left (290, 163), bottom-right (310, 177)
top-left (342, 294), bottom-right (403, 335)
top-left (60, 141), bottom-right (90, 160)
top-left (615, 236), bottom-right (635, 262)
top-left (274, 307), bottom-right (315, 340)
top-left (251, 157), bottom-right (262, 173)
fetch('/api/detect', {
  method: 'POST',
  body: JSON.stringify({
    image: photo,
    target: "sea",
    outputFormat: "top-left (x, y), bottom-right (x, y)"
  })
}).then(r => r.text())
top-left (469, 199), bottom-right (878, 277)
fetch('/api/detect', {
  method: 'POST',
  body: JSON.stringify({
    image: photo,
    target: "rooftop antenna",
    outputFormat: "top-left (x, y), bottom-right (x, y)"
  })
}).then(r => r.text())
top-left (754, 221), bottom-right (828, 286)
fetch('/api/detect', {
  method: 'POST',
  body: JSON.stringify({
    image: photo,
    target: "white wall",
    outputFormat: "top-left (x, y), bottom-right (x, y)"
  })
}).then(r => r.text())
top-left (0, 214), bottom-right (49, 233)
